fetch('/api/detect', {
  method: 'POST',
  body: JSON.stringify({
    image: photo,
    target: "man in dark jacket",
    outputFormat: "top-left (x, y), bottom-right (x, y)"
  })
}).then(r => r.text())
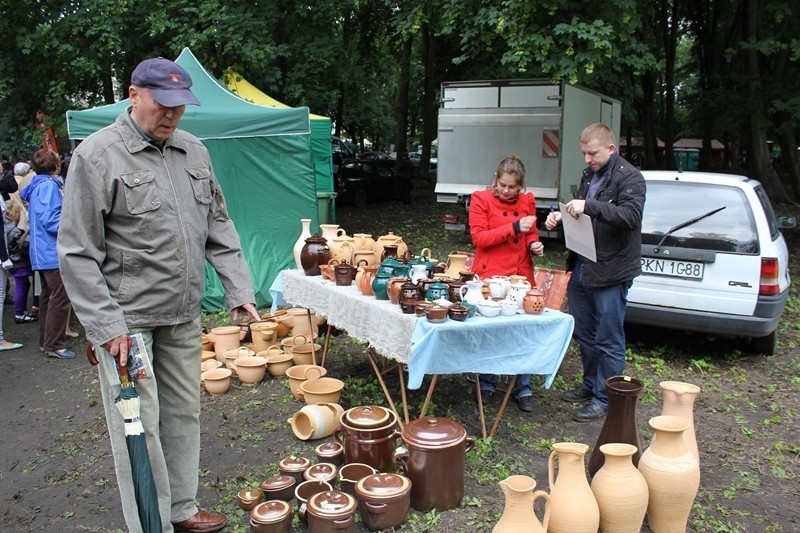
top-left (545, 123), bottom-right (645, 422)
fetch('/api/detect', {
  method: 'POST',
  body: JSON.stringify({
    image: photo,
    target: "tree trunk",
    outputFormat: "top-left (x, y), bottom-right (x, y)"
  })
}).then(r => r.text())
top-left (420, 22), bottom-right (437, 183)
top-left (639, 70), bottom-right (658, 170)
top-left (394, 37), bottom-right (412, 156)
top-left (743, 0), bottom-right (788, 201)
top-left (776, 110), bottom-right (800, 201)
top-left (661, 0), bottom-right (679, 171)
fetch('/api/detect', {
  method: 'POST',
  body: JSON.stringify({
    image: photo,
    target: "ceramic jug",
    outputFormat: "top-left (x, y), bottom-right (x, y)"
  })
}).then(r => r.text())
top-left (444, 253), bottom-right (469, 279)
top-left (353, 248), bottom-right (377, 266)
top-left (356, 264), bottom-right (380, 296)
top-left (373, 231), bottom-right (408, 260)
top-left (493, 475), bottom-right (550, 533)
top-left (330, 235), bottom-right (356, 264)
top-left (319, 224), bottom-right (345, 246)
top-left (506, 281), bottom-right (531, 309)
top-left (491, 275), bottom-right (512, 297)
top-left (591, 443), bottom-right (649, 533)
top-left (293, 218), bottom-right (312, 269)
top-left (547, 442), bottom-right (600, 533)
top-left (462, 280), bottom-right (485, 306)
top-left (485, 278), bottom-right (506, 299)
top-left (381, 244), bottom-right (401, 262)
top-left (288, 403), bottom-right (345, 441)
top-left (409, 264), bottom-right (428, 284)
top-left (660, 380), bottom-right (701, 463)
top-left (588, 375), bottom-right (644, 477)
top-left (353, 233), bottom-right (376, 252)
top-left (638, 416), bottom-right (700, 533)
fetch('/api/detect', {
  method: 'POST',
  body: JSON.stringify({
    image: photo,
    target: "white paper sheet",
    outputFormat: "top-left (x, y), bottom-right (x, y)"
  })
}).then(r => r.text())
top-left (559, 202), bottom-right (597, 262)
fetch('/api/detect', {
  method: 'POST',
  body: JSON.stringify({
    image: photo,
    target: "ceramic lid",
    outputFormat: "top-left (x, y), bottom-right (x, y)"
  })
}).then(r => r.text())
top-left (344, 406), bottom-right (392, 428)
top-left (315, 441), bottom-right (344, 457)
top-left (278, 455), bottom-right (311, 472)
top-left (250, 500), bottom-right (292, 524)
top-left (259, 475), bottom-right (296, 492)
top-left (307, 490), bottom-right (357, 517)
top-left (355, 473), bottom-right (411, 499)
top-left (304, 233), bottom-right (327, 244)
top-left (402, 417), bottom-right (467, 449)
top-left (304, 463), bottom-right (338, 481)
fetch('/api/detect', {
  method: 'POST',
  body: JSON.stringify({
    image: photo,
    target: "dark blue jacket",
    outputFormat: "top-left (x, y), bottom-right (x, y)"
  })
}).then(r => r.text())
top-left (20, 173), bottom-right (63, 270)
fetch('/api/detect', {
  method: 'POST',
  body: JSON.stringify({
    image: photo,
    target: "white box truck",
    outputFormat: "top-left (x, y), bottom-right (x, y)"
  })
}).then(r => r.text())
top-left (435, 79), bottom-right (621, 236)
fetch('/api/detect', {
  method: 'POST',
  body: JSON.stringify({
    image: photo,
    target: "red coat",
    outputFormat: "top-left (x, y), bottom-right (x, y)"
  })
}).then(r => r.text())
top-left (469, 189), bottom-right (540, 284)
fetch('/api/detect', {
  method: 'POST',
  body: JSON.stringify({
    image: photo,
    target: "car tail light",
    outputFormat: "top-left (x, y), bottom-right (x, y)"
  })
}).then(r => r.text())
top-left (759, 258), bottom-right (780, 296)
top-left (336, 178), bottom-right (346, 192)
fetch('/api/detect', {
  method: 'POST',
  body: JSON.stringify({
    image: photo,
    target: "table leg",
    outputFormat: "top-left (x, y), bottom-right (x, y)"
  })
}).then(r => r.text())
top-left (367, 351), bottom-right (404, 431)
top-left (398, 365), bottom-right (410, 426)
top-left (320, 323), bottom-right (333, 367)
top-left (490, 375), bottom-right (517, 439)
top-left (420, 375), bottom-right (438, 418)
top-left (475, 374), bottom-right (487, 439)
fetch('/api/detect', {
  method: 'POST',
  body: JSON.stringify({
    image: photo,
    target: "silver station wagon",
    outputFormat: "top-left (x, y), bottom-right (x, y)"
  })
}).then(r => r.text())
top-left (625, 171), bottom-right (792, 354)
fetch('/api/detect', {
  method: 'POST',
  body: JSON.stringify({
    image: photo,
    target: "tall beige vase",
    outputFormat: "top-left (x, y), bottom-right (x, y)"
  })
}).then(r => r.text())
top-left (547, 442), bottom-right (600, 533)
top-left (638, 415), bottom-right (700, 532)
top-left (293, 218), bottom-right (312, 269)
top-left (493, 475), bottom-right (550, 533)
top-left (591, 443), bottom-right (649, 533)
top-left (660, 381), bottom-right (701, 463)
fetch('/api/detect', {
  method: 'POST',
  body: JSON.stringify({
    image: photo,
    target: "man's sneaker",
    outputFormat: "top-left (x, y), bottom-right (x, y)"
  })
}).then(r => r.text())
top-left (15, 312), bottom-right (38, 324)
top-left (561, 387), bottom-right (593, 403)
top-left (515, 395), bottom-right (535, 412)
top-left (46, 348), bottom-right (76, 359)
top-left (573, 402), bottom-right (607, 422)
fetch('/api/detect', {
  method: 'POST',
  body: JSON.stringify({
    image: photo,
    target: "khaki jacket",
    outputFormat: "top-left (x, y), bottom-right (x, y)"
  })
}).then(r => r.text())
top-left (58, 109), bottom-right (255, 347)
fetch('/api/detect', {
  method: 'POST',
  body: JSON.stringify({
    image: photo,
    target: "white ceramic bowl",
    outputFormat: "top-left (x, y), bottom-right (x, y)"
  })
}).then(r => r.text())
top-left (476, 301), bottom-right (502, 318)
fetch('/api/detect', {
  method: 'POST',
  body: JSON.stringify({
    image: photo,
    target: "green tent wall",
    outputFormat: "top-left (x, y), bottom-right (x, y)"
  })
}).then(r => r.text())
top-left (66, 48), bottom-right (318, 311)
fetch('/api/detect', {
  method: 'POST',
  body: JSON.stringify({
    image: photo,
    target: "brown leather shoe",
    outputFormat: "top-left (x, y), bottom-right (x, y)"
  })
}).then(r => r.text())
top-left (172, 511), bottom-right (227, 533)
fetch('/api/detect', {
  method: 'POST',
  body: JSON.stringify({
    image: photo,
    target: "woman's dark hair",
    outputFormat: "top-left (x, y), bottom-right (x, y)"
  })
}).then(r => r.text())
top-left (32, 148), bottom-right (61, 175)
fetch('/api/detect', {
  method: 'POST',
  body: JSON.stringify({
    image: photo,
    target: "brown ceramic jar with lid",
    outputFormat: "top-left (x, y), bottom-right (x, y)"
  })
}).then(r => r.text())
top-left (303, 462), bottom-right (338, 484)
top-left (355, 473), bottom-right (412, 531)
top-left (314, 441), bottom-right (344, 466)
top-left (259, 475), bottom-right (296, 502)
top-left (335, 406), bottom-right (400, 472)
top-left (300, 234), bottom-right (330, 276)
top-left (278, 455), bottom-right (311, 485)
top-left (392, 417), bottom-right (476, 512)
top-left (344, 405), bottom-right (392, 428)
top-left (306, 490), bottom-right (358, 532)
top-left (249, 500), bottom-right (292, 533)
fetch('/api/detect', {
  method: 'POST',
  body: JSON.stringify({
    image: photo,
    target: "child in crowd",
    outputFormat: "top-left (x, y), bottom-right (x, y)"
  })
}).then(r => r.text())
top-left (4, 200), bottom-right (36, 324)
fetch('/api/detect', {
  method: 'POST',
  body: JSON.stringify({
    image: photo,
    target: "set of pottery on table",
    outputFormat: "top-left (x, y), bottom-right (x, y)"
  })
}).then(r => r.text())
top-left (199, 308), bottom-right (340, 401)
top-left (495, 378), bottom-right (702, 533)
top-left (294, 220), bottom-right (548, 322)
top-left (240, 405), bottom-right (476, 532)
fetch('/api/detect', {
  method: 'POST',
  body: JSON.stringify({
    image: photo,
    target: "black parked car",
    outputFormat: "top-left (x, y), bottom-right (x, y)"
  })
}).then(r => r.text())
top-left (336, 160), bottom-right (399, 208)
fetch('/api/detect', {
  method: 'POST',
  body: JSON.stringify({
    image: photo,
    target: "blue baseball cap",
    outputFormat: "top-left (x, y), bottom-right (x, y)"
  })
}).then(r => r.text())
top-left (131, 57), bottom-right (201, 107)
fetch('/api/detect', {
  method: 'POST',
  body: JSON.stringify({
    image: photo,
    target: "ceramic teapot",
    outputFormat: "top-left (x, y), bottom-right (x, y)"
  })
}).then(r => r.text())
top-left (506, 280), bottom-right (532, 309)
top-left (353, 248), bottom-right (377, 266)
top-left (373, 231), bottom-right (408, 260)
top-left (486, 278), bottom-right (507, 299)
top-left (329, 234), bottom-right (356, 264)
top-left (352, 233), bottom-right (376, 251)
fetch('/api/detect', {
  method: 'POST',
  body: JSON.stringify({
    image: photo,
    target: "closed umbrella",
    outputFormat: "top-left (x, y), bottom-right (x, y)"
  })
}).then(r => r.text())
top-left (115, 359), bottom-right (162, 532)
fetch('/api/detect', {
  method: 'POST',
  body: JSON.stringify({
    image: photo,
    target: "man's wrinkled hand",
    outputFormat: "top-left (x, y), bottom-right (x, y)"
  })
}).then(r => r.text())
top-left (105, 334), bottom-right (130, 367)
top-left (231, 303), bottom-right (260, 322)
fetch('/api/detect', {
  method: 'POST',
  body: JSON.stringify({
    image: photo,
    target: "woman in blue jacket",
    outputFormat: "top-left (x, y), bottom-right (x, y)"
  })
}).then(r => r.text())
top-left (19, 148), bottom-right (74, 359)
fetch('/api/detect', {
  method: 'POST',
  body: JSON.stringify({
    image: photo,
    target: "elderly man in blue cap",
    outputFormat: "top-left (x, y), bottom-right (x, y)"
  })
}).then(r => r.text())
top-left (59, 57), bottom-right (260, 532)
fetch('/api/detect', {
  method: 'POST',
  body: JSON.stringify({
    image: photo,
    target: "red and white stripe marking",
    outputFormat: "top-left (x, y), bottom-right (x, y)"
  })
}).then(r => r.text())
top-left (542, 129), bottom-right (559, 158)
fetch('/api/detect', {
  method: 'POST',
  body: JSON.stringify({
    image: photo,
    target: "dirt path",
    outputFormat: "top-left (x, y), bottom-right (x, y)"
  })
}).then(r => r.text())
top-left (1, 183), bottom-right (798, 532)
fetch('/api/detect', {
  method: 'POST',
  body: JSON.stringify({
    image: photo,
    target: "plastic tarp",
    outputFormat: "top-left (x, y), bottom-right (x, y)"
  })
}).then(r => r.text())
top-left (224, 71), bottom-right (334, 194)
top-left (66, 48), bottom-right (317, 311)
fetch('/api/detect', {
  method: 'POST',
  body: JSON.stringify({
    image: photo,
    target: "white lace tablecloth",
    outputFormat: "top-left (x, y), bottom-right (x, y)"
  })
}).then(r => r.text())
top-left (275, 269), bottom-right (417, 363)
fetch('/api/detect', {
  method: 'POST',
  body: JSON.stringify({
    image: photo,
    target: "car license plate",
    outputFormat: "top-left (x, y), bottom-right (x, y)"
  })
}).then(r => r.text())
top-left (640, 257), bottom-right (704, 280)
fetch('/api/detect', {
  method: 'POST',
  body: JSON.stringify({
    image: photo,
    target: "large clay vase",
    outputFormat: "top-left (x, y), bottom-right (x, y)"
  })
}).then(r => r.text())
top-left (638, 415), bottom-right (700, 533)
top-left (588, 375), bottom-right (644, 477)
top-left (660, 381), bottom-right (701, 463)
top-left (493, 475), bottom-right (550, 533)
top-left (300, 234), bottom-right (331, 276)
top-left (591, 443), bottom-right (649, 533)
top-left (293, 218), bottom-right (312, 269)
top-left (443, 253), bottom-right (469, 279)
top-left (547, 442), bottom-right (600, 533)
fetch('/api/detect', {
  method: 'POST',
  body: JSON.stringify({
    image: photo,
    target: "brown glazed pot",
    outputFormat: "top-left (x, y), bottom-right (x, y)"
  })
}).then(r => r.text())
top-left (294, 480), bottom-right (333, 524)
top-left (259, 475), bottom-right (297, 502)
top-left (306, 490), bottom-right (357, 532)
top-left (334, 261), bottom-right (356, 286)
top-left (338, 462), bottom-right (378, 498)
top-left (355, 473), bottom-right (412, 531)
top-left (249, 500), bottom-right (293, 533)
top-left (393, 417), bottom-right (476, 512)
top-left (278, 456), bottom-right (311, 485)
top-left (335, 408), bottom-right (400, 473)
top-left (303, 463), bottom-right (339, 484)
top-left (300, 234), bottom-right (331, 276)
top-left (399, 280), bottom-right (420, 302)
top-left (314, 441), bottom-right (345, 466)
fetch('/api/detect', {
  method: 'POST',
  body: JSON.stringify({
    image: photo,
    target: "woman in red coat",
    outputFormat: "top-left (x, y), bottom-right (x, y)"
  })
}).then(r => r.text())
top-left (470, 155), bottom-right (544, 412)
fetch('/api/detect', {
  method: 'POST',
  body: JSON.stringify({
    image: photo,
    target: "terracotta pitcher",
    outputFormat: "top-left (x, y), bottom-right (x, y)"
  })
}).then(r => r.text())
top-left (638, 416), bottom-right (700, 533)
top-left (493, 475), bottom-right (550, 533)
top-left (660, 380), bottom-right (701, 463)
top-left (355, 264), bottom-right (379, 296)
top-left (444, 253), bottom-right (469, 279)
top-left (591, 443), bottom-right (648, 533)
top-left (547, 442), bottom-right (600, 533)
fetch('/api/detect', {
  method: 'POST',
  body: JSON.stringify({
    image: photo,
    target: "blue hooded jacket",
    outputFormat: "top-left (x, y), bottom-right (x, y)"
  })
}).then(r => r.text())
top-left (20, 173), bottom-right (63, 270)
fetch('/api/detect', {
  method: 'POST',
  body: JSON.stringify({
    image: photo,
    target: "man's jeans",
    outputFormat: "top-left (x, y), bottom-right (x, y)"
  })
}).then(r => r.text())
top-left (567, 261), bottom-right (631, 408)
top-left (479, 373), bottom-right (532, 399)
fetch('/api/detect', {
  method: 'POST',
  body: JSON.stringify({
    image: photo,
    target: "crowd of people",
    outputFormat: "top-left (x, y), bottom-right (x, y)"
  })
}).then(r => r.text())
top-left (0, 153), bottom-right (77, 357)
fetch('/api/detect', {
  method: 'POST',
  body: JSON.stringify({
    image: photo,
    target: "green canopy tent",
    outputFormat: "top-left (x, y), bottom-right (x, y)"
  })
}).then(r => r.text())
top-left (66, 48), bottom-right (317, 310)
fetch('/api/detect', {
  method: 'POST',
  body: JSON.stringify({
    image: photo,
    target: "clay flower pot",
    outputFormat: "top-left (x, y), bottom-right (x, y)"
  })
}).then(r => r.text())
top-left (200, 359), bottom-right (223, 375)
top-left (291, 343), bottom-right (323, 366)
top-left (286, 365), bottom-right (328, 401)
top-left (209, 325), bottom-right (241, 360)
top-left (264, 352), bottom-right (295, 377)
top-left (201, 350), bottom-right (216, 363)
top-left (235, 356), bottom-right (268, 385)
top-left (203, 368), bottom-right (232, 395)
top-left (300, 377), bottom-right (345, 405)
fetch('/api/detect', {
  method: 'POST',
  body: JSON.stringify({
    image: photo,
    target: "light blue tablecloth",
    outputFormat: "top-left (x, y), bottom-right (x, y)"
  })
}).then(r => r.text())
top-left (269, 270), bottom-right (289, 313)
top-left (408, 310), bottom-right (574, 390)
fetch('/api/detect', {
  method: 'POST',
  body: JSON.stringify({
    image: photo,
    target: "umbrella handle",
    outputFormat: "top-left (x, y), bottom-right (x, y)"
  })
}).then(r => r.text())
top-left (86, 341), bottom-right (98, 366)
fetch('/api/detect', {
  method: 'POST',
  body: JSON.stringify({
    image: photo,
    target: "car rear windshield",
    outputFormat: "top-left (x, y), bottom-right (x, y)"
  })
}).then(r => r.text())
top-left (641, 181), bottom-right (759, 253)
